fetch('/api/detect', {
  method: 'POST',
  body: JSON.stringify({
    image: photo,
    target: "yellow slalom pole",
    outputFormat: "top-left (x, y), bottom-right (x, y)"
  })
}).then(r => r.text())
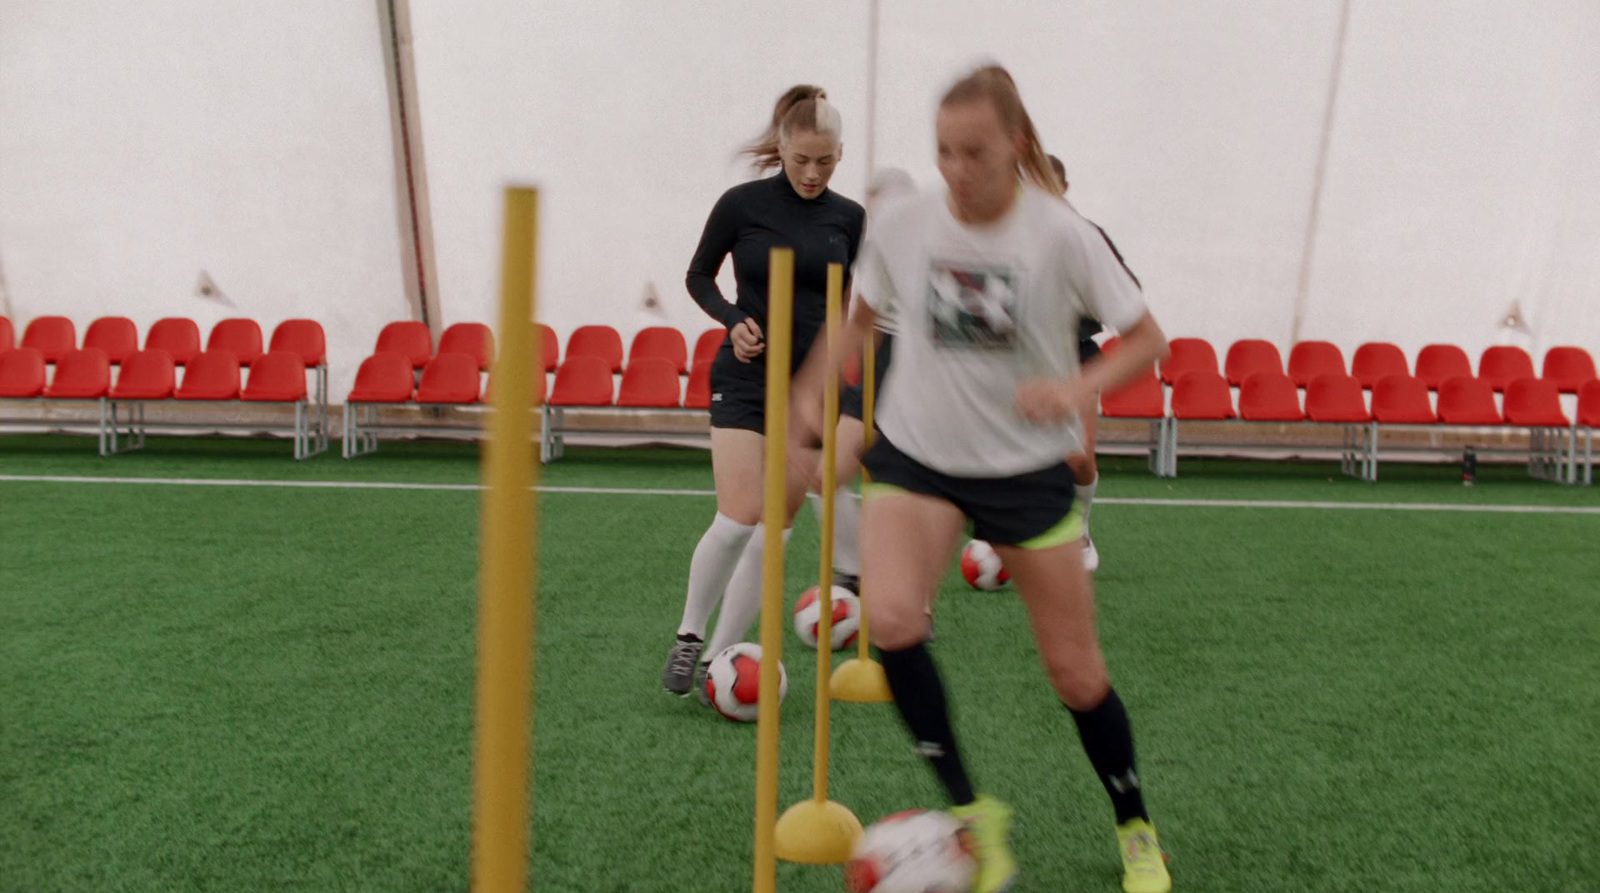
top-left (830, 329), bottom-right (892, 703)
top-left (752, 248), bottom-right (793, 893)
top-left (774, 264), bottom-right (862, 865)
top-left (471, 186), bottom-right (542, 893)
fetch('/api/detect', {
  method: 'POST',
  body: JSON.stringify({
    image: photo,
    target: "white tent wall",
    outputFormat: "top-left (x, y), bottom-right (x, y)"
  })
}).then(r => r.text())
top-left (0, 1), bottom-right (408, 402)
top-left (2, 2), bottom-right (1596, 411)
top-left (405, 0), bottom-right (872, 349)
top-left (1300, 1), bottom-right (1600, 363)
top-left (409, 0), bottom-right (1599, 376)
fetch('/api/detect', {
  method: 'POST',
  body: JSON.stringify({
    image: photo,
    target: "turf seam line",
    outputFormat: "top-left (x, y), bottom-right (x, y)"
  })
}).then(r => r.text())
top-left (2, 473), bottom-right (1598, 513)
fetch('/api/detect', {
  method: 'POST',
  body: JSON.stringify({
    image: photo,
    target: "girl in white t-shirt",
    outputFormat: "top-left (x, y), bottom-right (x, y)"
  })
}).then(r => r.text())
top-left (792, 65), bottom-right (1173, 893)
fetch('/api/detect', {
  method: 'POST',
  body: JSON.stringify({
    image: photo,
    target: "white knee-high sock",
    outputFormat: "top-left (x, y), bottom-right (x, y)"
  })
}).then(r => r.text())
top-left (704, 524), bottom-right (793, 661)
top-left (808, 489), bottom-right (862, 577)
top-left (1075, 476), bottom-right (1098, 537)
top-left (678, 513), bottom-right (756, 639)
top-left (831, 488), bottom-right (861, 577)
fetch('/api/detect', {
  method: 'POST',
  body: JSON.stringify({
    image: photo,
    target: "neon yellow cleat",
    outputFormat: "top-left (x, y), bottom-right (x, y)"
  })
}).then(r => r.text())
top-left (1116, 818), bottom-right (1171, 893)
top-left (949, 795), bottom-right (1018, 893)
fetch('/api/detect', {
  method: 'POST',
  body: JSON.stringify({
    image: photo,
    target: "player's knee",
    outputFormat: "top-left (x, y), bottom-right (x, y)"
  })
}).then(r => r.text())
top-left (865, 595), bottom-right (928, 651)
top-left (1043, 652), bottom-right (1110, 711)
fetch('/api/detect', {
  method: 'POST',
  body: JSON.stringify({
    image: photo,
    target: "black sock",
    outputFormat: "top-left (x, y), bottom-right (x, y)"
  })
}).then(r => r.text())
top-left (877, 642), bottom-right (976, 806)
top-left (1068, 688), bottom-right (1149, 824)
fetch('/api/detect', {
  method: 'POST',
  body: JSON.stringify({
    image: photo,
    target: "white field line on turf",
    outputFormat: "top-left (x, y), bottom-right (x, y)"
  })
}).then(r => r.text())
top-left (1, 473), bottom-right (1598, 514)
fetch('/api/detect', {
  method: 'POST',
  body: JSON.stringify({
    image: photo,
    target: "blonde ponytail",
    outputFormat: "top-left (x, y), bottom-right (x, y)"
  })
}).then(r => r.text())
top-left (740, 84), bottom-right (842, 173)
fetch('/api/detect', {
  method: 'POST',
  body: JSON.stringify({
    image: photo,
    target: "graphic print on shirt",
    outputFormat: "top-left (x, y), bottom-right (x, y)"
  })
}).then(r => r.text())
top-left (926, 258), bottom-right (1022, 351)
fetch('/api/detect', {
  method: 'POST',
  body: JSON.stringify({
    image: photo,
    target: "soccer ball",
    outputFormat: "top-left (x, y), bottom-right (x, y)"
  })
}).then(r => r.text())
top-left (704, 643), bottom-right (786, 723)
top-left (960, 539), bottom-right (1010, 591)
top-left (792, 586), bottom-right (861, 651)
top-left (844, 809), bottom-right (977, 893)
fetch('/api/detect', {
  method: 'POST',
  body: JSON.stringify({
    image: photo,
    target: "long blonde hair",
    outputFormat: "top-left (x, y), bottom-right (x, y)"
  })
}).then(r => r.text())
top-left (940, 65), bottom-right (1061, 195)
top-left (741, 85), bottom-right (843, 173)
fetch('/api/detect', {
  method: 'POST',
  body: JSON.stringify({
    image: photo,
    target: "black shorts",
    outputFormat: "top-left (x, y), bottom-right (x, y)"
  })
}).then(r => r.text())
top-left (860, 433), bottom-right (1083, 549)
top-left (1079, 336), bottom-right (1101, 364)
top-left (707, 349), bottom-right (768, 433)
top-left (840, 332), bottom-right (895, 422)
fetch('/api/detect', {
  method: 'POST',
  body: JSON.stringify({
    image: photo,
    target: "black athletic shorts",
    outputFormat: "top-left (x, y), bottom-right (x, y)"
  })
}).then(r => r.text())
top-left (707, 348), bottom-right (768, 433)
top-left (840, 332), bottom-right (895, 422)
top-left (860, 433), bottom-right (1083, 549)
top-left (1078, 318), bottom-right (1103, 364)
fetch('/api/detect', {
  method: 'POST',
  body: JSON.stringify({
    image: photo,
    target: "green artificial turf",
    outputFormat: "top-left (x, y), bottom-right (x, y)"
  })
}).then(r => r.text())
top-left (1, 434), bottom-right (1597, 892)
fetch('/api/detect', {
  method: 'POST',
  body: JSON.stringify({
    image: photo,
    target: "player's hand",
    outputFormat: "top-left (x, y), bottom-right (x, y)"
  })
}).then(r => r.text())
top-left (1015, 377), bottom-right (1089, 424)
top-left (730, 319), bottom-right (765, 363)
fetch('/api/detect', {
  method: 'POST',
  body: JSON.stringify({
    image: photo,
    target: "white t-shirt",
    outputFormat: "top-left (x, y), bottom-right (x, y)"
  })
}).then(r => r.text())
top-left (853, 183), bottom-right (1147, 476)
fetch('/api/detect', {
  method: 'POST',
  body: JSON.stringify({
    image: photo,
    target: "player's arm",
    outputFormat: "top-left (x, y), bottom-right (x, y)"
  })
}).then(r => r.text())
top-left (1017, 222), bottom-right (1168, 423)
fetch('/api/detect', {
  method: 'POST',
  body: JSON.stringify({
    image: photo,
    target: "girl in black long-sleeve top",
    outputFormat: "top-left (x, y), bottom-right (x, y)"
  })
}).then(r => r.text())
top-left (661, 85), bottom-right (865, 702)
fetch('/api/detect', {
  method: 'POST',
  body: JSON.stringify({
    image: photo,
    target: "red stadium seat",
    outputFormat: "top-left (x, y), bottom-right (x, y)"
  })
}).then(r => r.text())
top-left (1170, 370), bottom-right (1235, 420)
top-left (1541, 346), bottom-right (1597, 394)
top-left (1579, 381), bottom-right (1600, 427)
top-left (347, 353), bottom-right (415, 403)
top-left (629, 327), bottom-right (689, 374)
top-left (415, 353), bottom-right (482, 404)
top-left (617, 357), bottom-right (682, 408)
top-left (145, 317), bottom-right (202, 366)
top-left (240, 351), bottom-right (309, 402)
top-left (110, 350), bottom-right (176, 400)
top-left (1502, 378), bottom-right (1569, 427)
top-left (1286, 341), bottom-right (1346, 388)
top-left (684, 361), bottom-right (712, 409)
top-left (207, 319), bottom-right (264, 367)
top-left (692, 328), bottom-right (725, 371)
top-left (1238, 372), bottom-right (1304, 421)
top-left (0, 316), bottom-right (13, 352)
top-left (1415, 344), bottom-right (1472, 391)
top-left (485, 365), bottom-right (548, 405)
top-left (566, 325), bottom-right (624, 373)
top-left (1477, 346), bottom-right (1535, 393)
top-left (536, 323), bottom-right (560, 373)
top-left (1351, 342), bottom-right (1408, 390)
top-left (44, 349), bottom-right (111, 399)
top-left (1436, 376), bottom-right (1501, 425)
top-left (1100, 366), bottom-right (1164, 419)
top-left (174, 350), bottom-right (242, 400)
top-left (1370, 375), bottom-right (1435, 423)
top-left (439, 322), bottom-right (495, 371)
top-left (1305, 374), bottom-right (1370, 423)
top-left (375, 321), bottom-right (433, 370)
top-left (1159, 337), bottom-right (1218, 386)
top-left (21, 316), bottom-right (76, 363)
top-left (549, 356), bottom-right (614, 406)
top-left (0, 348), bottom-right (47, 397)
top-left (269, 319), bottom-right (327, 367)
top-left (1224, 339), bottom-right (1283, 387)
top-left (83, 317), bottom-right (139, 365)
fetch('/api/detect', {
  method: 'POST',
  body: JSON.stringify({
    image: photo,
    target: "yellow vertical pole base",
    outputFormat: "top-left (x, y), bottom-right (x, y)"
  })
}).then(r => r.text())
top-left (829, 658), bottom-right (892, 703)
top-left (774, 799), bottom-right (863, 865)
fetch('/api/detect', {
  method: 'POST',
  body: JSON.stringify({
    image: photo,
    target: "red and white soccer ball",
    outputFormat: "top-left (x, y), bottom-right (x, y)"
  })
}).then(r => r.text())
top-left (960, 539), bottom-right (1010, 591)
top-left (844, 809), bottom-right (977, 893)
top-left (704, 643), bottom-right (787, 723)
top-left (792, 585), bottom-right (861, 651)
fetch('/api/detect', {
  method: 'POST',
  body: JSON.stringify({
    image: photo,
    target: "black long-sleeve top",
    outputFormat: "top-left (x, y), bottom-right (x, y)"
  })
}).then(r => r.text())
top-left (686, 173), bottom-right (865, 375)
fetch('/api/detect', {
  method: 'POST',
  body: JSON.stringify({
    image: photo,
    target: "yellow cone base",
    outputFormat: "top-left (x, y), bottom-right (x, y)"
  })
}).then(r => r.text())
top-left (774, 799), bottom-right (863, 865)
top-left (829, 658), bottom-right (892, 703)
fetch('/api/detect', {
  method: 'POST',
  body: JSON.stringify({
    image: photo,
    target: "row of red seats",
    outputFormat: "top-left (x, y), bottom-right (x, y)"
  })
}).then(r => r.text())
top-left (0, 347), bottom-right (313, 403)
top-left (369, 321), bottom-right (725, 377)
top-left (1104, 366), bottom-right (1600, 428)
top-left (348, 353), bottom-right (710, 410)
top-left (0, 315), bottom-right (327, 369)
top-left (1160, 338), bottom-right (1597, 394)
